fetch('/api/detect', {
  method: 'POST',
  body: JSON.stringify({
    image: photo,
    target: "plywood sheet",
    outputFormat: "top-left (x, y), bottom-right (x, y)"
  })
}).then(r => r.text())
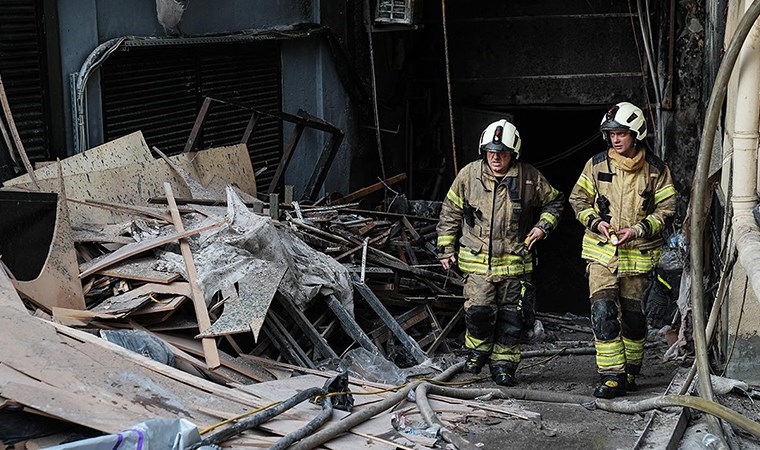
top-left (14, 144), bottom-right (255, 226)
top-left (197, 263), bottom-right (285, 340)
top-left (91, 282), bottom-right (192, 316)
top-left (0, 302), bottom-right (257, 433)
top-left (96, 257), bottom-right (180, 284)
top-left (4, 131), bottom-right (152, 186)
top-left (0, 265), bottom-right (26, 312)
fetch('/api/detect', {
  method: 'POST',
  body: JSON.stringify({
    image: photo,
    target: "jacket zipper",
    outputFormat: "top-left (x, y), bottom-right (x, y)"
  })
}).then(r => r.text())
top-left (488, 178), bottom-right (500, 270)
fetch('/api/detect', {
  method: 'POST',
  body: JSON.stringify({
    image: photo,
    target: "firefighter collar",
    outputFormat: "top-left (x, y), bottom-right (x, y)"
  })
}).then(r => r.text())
top-left (608, 147), bottom-right (646, 173)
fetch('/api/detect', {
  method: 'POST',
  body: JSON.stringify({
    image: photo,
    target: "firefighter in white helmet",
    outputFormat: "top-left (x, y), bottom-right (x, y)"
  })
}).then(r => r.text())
top-left (436, 119), bottom-right (564, 385)
top-left (569, 102), bottom-right (676, 398)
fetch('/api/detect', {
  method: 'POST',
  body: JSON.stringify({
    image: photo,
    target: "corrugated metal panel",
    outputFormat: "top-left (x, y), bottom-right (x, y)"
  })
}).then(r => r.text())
top-left (0, 0), bottom-right (50, 161)
top-left (101, 42), bottom-right (282, 193)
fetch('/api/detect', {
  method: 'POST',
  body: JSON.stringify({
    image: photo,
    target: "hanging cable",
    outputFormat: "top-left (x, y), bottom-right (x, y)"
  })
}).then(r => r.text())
top-left (691, 0), bottom-right (760, 445)
top-left (441, 0), bottom-right (458, 175)
top-left (636, 0), bottom-right (664, 158)
top-left (363, 0), bottom-right (388, 186)
top-left (626, 0), bottom-right (658, 146)
top-left (534, 133), bottom-right (598, 169)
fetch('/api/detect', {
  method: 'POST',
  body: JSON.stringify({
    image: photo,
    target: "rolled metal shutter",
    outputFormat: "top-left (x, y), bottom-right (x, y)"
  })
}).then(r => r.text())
top-left (0, 0), bottom-right (50, 162)
top-left (101, 41), bottom-right (282, 193)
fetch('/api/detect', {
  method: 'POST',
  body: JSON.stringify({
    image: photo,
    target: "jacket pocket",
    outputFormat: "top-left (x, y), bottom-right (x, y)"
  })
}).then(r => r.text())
top-left (460, 233), bottom-right (484, 254)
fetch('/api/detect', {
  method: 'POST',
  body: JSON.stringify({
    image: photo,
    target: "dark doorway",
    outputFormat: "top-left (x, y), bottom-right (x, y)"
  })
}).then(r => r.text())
top-left (508, 107), bottom-right (608, 314)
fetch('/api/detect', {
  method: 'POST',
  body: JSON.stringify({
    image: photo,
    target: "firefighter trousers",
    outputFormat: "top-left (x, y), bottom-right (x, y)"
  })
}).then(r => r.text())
top-left (588, 262), bottom-right (650, 375)
top-left (463, 273), bottom-right (532, 367)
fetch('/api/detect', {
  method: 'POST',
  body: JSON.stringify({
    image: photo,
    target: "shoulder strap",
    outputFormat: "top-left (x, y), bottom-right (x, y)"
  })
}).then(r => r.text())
top-left (644, 151), bottom-right (665, 173)
top-left (592, 151), bottom-right (607, 165)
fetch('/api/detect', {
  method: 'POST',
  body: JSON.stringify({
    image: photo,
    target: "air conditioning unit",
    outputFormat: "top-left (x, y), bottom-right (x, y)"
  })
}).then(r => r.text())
top-left (374, 0), bottom-right (417, 25)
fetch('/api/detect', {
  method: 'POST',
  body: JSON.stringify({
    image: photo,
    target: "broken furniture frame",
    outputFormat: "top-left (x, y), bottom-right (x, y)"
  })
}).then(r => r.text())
top-left (182, 96), bottom-right (344, 201)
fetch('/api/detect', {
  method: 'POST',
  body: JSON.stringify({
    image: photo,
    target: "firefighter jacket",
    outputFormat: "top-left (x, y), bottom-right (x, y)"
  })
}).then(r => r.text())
top-left (436, 160), bottom-right (564, 278)
top-left (569, 148), bottom-right (676, 275)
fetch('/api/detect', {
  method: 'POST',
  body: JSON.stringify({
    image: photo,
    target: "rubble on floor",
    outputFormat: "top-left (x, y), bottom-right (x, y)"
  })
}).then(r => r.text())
top-left (1, 130), bottom-right (758, 450)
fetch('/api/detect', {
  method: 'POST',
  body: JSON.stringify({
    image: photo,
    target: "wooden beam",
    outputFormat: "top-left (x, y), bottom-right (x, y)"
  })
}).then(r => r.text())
top-left (277, 294), bottom-right (338, 360)
top-left (164, 182), bottom-right (220, 369)
top-left (333, 173), bottom-right (406, 205)
top-left (183, 97), bottom-right (213, 153)
top-left (427, 306), bottom-right (464, 355)
top-left (78, 220), bottom-right (224, 278)
top-left (352, 276), bottom-right (427, 364)
top-left (0, 74), bottom-right (38, 189)
top-left (269, 311), bottom-right (316, 369)
top-left (267, 123), bottom-right (306, 194)
top-left (302, 130), bottom-right (345, 201)
top-left (324, 294), bottom-right (382, 356)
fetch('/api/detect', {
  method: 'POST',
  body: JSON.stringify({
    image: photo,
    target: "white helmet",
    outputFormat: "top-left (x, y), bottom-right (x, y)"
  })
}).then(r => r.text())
top-left (600, 102), bottom-right (647, 142)
top-left (479, 119), bottom-right (521, 159)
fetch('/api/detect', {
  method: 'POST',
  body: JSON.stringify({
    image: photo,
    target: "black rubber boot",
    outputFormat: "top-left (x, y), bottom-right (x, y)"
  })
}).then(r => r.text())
top-left (593, 374), bottom-right (626, 399)
top-left (463, 350), bottom-right (490, 374)
top-left (490, 363), bottom-right (518, 386)
top-left (626, 373), bottom-right (638, 392)
top-left (625, 364), bottom-right (640, 392)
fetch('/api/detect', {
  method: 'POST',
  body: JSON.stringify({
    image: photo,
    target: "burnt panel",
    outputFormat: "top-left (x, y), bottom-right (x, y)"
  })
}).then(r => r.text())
top-left (0, 0), bottom-right (51, 164)
top-left (0, 190), bottom-right (58, 281)
top-left (101, 41), bottom-right (283, 193)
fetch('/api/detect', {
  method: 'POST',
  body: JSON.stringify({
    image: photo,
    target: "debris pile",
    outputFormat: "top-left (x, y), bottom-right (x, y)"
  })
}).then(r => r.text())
top-left (0, 128), bottom-right (500, 449)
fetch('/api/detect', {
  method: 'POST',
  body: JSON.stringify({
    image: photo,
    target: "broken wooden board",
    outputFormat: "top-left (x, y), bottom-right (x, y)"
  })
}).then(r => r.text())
top-left (153, 332), bottom-right (274, 383)
top-left (0, 264), bottom-right (26, 312)
top-left (632, 367), bottom-right (692, 450)
top-left (79, 220), bottom-right (225, 278)
top-left (52, 307), bottom-right (120, 327)
top-left (4, 131), bottom-right (153, 186)
top-left (91, 282), bottom-right (191, 316)
top-left (131, 295), bottom-right (187, 317)
top-left (164, 181), bottom-right (220, 370)
top-left (0, 300), bottom-right (265, 434)
top-left (197, 263), bottom-right (285, 340)
top-left (145, 314), bottom-right (198, 332)
top-left (72, 229), bottom-right (135, 244)
top-left (95, 257), bottom-right (180, 284)
top-left (12, 144), bottom-right (255, 226)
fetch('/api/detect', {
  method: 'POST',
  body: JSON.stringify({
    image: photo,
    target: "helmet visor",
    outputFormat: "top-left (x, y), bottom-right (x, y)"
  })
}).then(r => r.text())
top-left (600, 119), bottom-right (629, 132)
top-left (481, 142), bottom-right (510, 153)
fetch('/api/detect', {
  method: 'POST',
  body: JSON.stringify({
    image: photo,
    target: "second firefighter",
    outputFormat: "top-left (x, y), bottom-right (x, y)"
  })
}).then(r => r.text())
top-left (569, 102), bottom-right (676, 398)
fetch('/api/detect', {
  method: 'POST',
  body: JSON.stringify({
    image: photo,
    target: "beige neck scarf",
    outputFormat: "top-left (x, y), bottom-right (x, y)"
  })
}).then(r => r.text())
top-left (608, 148), bottom-right (645, 172)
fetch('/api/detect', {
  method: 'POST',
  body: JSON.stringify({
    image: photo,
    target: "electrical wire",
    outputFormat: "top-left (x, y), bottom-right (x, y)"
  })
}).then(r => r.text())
top-left (626, 0), bottom-right (658, 141)
top-left (533, 133), bottom-right (598, 168)
top-left (199, 401), bottom-right (281, 435)
top-left (441, 0), bottom-right (458, 175)
top-left (721, 276), bottom-right (749, 376)
top-left (636, 0), bottom-right (664, 157)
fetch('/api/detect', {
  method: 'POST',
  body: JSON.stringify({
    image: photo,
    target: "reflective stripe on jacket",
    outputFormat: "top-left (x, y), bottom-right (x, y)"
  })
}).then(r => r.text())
top-left (569, 149), bottom-right (676, 275)
top-left (436, 160), bottom-right (564, 277)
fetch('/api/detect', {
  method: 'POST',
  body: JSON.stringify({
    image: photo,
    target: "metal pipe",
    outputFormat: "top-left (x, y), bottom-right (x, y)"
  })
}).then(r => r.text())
top-left (415, 383), bottom-right (479, 450)
top-left (289, 362), bottom-right (464, 450)
top-left (192, 387), bottom-right (326, 449)
top-left (270, 398), bottom-right (334, 450)
top-left (73, 37), bottom-right (128, 152)
top-left (415, 385), bottom-right (760, 439)
top-left (732, 0), bottom-right (760, 217)
top-left (690, 0), bottom-right (760, 442)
